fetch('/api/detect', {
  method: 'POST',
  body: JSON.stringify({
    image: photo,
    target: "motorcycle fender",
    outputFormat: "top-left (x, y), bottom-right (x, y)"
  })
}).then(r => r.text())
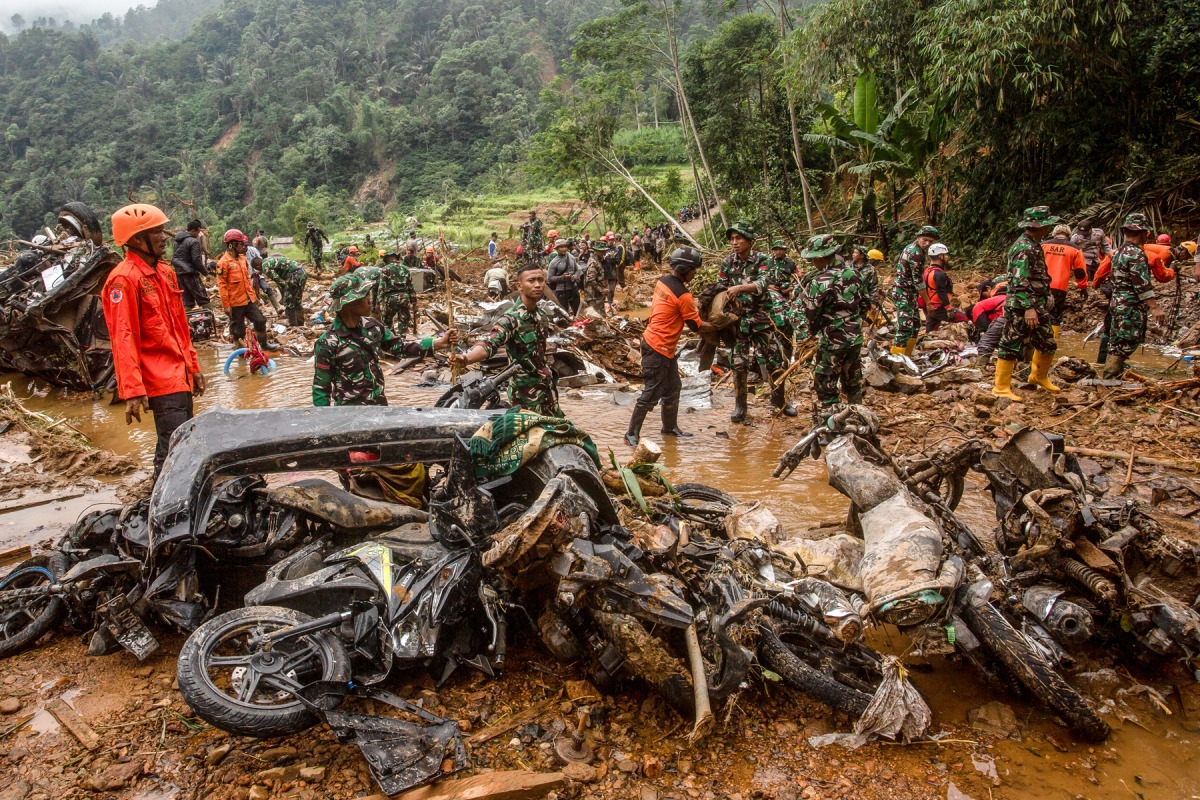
top-left (61, 554), bottom-right (141, 584)
top-left (246, 563), bottom-right (376, 607)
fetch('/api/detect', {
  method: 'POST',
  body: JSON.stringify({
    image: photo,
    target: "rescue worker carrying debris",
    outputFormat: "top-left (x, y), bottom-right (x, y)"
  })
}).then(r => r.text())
top-left (1102, 213), bottom-right (1165, 379)
top-left (312, 272), bottom-right (456, 406)
top-left (1041, 224), bottom-right (1087, 339)
top-left (993, 206), bottom-right (1061, 402)
top-left (216, 229), bottom-right (269, 347)
top-left (452, 262), bottom-right (562, 417)
top-left (376, 248), bottom-right (417, 335)
top-left (892, 225), bottom-right (939, 356)
top-left (261, 254), bottom-right (308, 327)
top-left (171, 219), bottom-right (211, 309)
top-left (624, 248), bottom-right (714, 446)
top-left (718, 221), bottom-right (796, 422)
top-left (102, 204), bottom-right (205, 479)
top-left (801, 234), bottom-right (868, 415)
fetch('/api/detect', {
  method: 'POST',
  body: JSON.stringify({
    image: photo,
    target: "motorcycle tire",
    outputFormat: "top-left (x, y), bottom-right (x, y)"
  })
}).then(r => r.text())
top-left (958, 600), bottom-right (1110, 742)
top-left (672, 483), bottom-right (740, 509)
top-left (57, 201), bottom-right (103, 246)
top-left (591, 610), bottom-right (694, 716)
top-left (758, 627), bottom-right (873, 718)
top-left (0, 551), bottom-right (69, 660)
top-left (177, 606), bottom-right (351, 738)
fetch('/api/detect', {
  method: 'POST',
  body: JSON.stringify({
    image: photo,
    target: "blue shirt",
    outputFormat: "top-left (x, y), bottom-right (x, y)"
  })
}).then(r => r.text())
top-left (488, 240), bottom-right (498, 259)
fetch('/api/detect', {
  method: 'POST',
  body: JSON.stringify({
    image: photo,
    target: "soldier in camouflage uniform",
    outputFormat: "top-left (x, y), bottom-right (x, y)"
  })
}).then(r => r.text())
top-left (520, 210), bottom-right (545, 268)
top-left (581, 241), bottom-right (610, 314)
top-left (376, 248), bottom-right (417, 335)
top-left (716, 222), bottom-right (795, 421)
top-left (1102, 213), bottom-right (1164, 378)
top-left (766, 240), bottom-right (797, 299)
top-left (802, 234), bottom-right (868, 414)
top-left (451, 262), bottom-right (562, 417)
top-left (302, 222), bottom-right (330, 274)
top-left (993, 206), bottom-right (1062, 402)
top-left (260, 254), bottom-right (308, 326)
top-left (402, 242), bottom-right (422, 272)
top-left (891, 225), bottom-right (939, 355)
top-left (1070, 218), bottom-right (1112, 283)
top-left (312, 272), bottom-right (456, 407)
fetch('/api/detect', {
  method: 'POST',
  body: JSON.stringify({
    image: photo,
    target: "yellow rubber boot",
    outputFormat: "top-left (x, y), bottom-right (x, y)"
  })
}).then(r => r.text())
top-left (1028, 350), bottom-right (1061, 392)
top-left (904, 337), bottom-right (918, 356)
top-left (992, 358), bottom-right (1024, 402)
top-left (890, 345), bottom-right (906, 355)
top-left (1051, 325), bottom-right (1061, 341)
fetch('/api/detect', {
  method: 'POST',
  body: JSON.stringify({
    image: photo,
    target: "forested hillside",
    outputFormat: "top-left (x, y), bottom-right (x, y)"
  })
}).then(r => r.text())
top-left (1, 0), bottom-right (1198, 249)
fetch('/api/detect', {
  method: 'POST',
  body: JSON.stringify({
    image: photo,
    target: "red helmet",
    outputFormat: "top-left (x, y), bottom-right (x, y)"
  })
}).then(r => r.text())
top-left (111, 204), bottom-right (169, 247)
top-left (1156, 233), bottom-right (1171, 245)
top-left (547, 229), bottom-right (559, 239)
top-left (516, 245), bottom-right (524, 255)
top-left (223, 228), bottom-right (249, 244)
top-left (605, 231), bottom-right (615, 240)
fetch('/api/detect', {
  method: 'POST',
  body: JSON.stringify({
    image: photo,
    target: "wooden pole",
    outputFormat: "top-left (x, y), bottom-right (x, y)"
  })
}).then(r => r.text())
top-left (438, 228), bottom-right (461, 382)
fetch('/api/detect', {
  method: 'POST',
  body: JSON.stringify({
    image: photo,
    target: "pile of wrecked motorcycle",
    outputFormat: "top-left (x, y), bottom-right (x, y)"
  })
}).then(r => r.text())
top-left (1, 403), bottom-right (1199, 794)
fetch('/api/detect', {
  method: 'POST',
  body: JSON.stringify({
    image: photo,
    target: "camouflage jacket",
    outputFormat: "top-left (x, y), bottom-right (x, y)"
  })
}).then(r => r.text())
top-left (478, 302), bottom-right (556, 394)
top-left (582, 255), bottom-right (607, 292)
top-left (803, 263), bottom-right (867, 349)
top-left (1109, 242), bottom-right (1155, 306)
top-left (521, 220), bottom-right (544, 253)
top-left (855, 261), bottom-right (879, 309)
top-left (312, 317), bottom-right (433, 406)
top-left (894, 242), bottom-right (925, 293)
top-left (261, 256), bottom-right (305, 285)
top-left (377, 261), bottom-right (415, 301)
top-left (1070, 227), bottom-right (1111, 266)
top-left (1002, 232), bottom-right (1053, 316)
top-left (765, 255), bottom-right (797, 297)
top-left (718, 251), bottom-right (770, 314)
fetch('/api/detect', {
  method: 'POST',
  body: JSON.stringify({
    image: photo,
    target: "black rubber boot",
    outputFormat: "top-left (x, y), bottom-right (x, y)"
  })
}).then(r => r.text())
top-left (625, 405), bottom-right (649, 447)
top-left (1096, 335), bottom-right (1109, 365)
top-left (660, 401), bottom-right (691, 437)
top-left (731, 369), bottom-right (749, 424)
top-left (1101, 354), bottom-right (1126, 380)
top-left (847, 392), bottom-right (864, 405)
top-left (771, 384), bottom-right (798, 417)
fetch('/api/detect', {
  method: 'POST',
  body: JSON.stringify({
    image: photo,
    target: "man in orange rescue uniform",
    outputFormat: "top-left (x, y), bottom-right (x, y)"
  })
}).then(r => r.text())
top-left (1041, 223), bottom-right (1088, 339)
top-left (216, 229), bottom-right (268, 346)
top-left (102, 204), bottom-right (205, 479)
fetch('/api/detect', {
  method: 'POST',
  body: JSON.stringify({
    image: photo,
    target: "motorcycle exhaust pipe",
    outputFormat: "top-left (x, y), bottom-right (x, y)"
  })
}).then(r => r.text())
top-left (683, 623), bottom-right (714, 744)
top-left (1023, 586), bottom-right (1094, 646)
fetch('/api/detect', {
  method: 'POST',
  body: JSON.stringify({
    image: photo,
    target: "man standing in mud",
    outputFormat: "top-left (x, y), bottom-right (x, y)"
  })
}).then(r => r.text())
top-left (303, 221), bottom-right (330, 274)
top-left (312, 272), bottom-right (456, 406)
top-left (993, 206), bottom-right (1062, 402)
top-left (216, 229), bottom-right (269, 347)
top-left (376, 248), bottom-right (417, 335)
top-left (451, 262), bottom-right (562, 417)
top-left (802, 234), bottom-right (868, 415)
top-left (102, 204), bottom-right (205, 480)
top-left (891, 225), bottom-right (938, 356)
top-left (171, 219), bottom-right (211, 310)
top-left (1101, 213), bottom-right (1164, 379)
top-left (717, 221), bottom-right (795, 422)
top-left (261, 254), bottom-right (308, 327)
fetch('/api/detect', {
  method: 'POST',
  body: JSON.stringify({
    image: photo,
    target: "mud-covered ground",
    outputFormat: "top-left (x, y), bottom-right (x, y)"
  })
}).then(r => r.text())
top-left (2, 230), bottom-right (1200, 800)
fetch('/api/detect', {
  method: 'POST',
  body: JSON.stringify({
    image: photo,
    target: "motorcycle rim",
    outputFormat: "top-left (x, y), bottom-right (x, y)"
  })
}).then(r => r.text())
top-left (0, 552), bottom-right (68, 659)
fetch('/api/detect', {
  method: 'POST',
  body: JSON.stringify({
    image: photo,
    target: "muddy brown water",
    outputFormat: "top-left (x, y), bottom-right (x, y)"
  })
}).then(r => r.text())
top-left (4, 337), bottom-right (1200, 797)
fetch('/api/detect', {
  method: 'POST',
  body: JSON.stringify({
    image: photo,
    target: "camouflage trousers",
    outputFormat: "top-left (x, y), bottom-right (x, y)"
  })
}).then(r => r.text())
top-left (309, 248), bottom-right (324, 273)
top-left (1108, 299), bottom-right (1147, 359)
top-left (582, 285), bottom-right (607, 313)
top-left (732, 321), bottom-right (787, 378)
top-left (509, 374), bottom-right (562, 418)
top-left (380, 294), bottom-right (415, 334)
top-left (996, 310), bottom-right (1057, 361)
top-left (813, 343), bottom-right (863, 407)
top-left (891, 286), bottom-right (920, 346)
top-left (280, 273), bottom-right (308, 326)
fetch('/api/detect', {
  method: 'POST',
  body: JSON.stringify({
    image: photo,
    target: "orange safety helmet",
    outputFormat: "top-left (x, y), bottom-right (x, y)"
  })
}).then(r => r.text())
top-left (347, 245), bottom-right (359, 254)
top-left (426, 245), bottom-right (435, 253)
top-left (547, 229), bottom-right (558, 239)
top-left (111, 203), bottom-right (169, 247)
top-left (223, 228), bottom-right (249, 245)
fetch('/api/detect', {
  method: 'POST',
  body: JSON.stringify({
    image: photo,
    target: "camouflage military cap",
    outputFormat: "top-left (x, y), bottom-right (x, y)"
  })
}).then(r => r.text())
top-left (801, 234), bottom-right (839, 259)
top-left (770, 239), bottom-right (787, 250)
top-left (726, 221), bottom-right (756, 241)
top-left (1120, 212), bottom-right (1150, 232)
top-left (916, 225), bottom-right (940, 239)
top-left (329, 271), bottom-right (377, 313)
top-left (591, 241), bottom-right (609, 251)
top-left (1018, 206), bottom-right (1060, 228)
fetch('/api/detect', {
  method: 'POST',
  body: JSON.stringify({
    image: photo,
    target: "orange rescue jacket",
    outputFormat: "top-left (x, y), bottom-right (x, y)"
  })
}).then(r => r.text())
top-left (1041, 238), bottom-right (1087, 291)
top-left (216, 251), bottom-right (258, 308)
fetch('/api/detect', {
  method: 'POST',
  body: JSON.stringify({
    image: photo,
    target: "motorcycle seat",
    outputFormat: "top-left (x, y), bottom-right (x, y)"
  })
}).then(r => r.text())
top-left (267, 478), bottom-right (429, 534)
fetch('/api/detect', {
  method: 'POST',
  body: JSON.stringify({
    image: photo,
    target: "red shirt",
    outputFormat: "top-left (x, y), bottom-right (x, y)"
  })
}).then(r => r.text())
top-left (643, 275), bottom-right (701, 357)
top-left (971, 293), bottom-right (1006, 327)
top-left (102, 251), bottom-right (200, 399)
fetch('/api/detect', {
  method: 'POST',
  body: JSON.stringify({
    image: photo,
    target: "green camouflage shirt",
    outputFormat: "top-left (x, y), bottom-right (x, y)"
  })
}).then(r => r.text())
top-left (1002, 231), bottom-right (1052, 315)
top-left (261, 256), bottom-right (305, 283)
top-left (478, 302), bottom-right (558, 415)
top-left (766, 255), bottom-right (797, 297)
top-left (718, 250), bottom-right (771, 315)
top-left (803, 263), bottom-right (867, 349)
top-left (377, 261), bottom-right (415, 300)
top-left (894, 242), bottom-right (925, 292)
top-left (312, 317), bottom-right (433, 406)
top-left (1110, 242), bottom-right (1155, 305)
top-left (855, 261), bottom-right (879, 309)
top-left (521, 219), bottom-right (544, 254)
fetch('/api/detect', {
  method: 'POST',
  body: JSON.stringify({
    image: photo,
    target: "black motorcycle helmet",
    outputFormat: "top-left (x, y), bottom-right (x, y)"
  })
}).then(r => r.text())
top-left (668, 247), bottom-right (703, 274)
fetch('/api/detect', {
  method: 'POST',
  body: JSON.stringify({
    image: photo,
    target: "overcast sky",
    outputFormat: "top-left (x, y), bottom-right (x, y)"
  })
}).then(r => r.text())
top-left (0, 0), bottom-right (147, 29)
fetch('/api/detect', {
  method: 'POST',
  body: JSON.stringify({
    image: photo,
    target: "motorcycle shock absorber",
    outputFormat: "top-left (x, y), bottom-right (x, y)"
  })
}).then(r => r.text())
top-left (1062, 560), bottom-right (1117, 602)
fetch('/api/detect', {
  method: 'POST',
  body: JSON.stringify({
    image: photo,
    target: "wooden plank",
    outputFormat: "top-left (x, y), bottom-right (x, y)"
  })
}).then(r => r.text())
top-left (0, 491), bottom-right (85, 515)
top-left (45, 698), bottom-right (100, 750)
top-left (0, 545), bottom-right (32, 570)
top-left (468, 694), bottom-right (561, 746)
top-left (393, 770), bottom-right (566, 800)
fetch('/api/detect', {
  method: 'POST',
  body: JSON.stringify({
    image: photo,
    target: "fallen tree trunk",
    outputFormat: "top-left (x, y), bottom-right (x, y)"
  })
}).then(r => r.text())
top-left (1065, 446), bottom-right (1194, 472)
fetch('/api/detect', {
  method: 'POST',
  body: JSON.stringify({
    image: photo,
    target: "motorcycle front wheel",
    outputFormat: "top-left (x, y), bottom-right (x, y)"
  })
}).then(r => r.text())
top-left (0, 551), bottom-right (68, 659)
top-left (177, 606), bottom-right (350, 738)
